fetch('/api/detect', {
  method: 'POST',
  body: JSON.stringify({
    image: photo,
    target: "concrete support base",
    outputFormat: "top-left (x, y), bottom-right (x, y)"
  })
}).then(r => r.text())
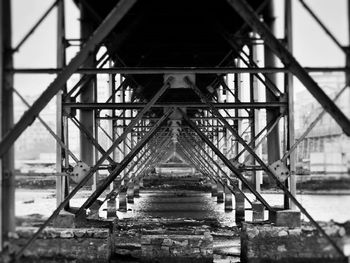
top-left (119, 192), bottom-right (127, 212)
top-left (139, 178), bottom-right (144, 187)
top-left (235, 192), bottom-right (245, 225)
top-left (270, 209), bottom-right (301, 228)
top-left (217, 183), bottom-right (224, 203)
top-left (241, 222), bottom-right (347, 263)
top-left (127, 184), bottom-right (134, 204)
top-left (252, 201), bottom-right (265, 222)
top-left (211, 181), bottom-right (217, 197)
top-left (224, 188), bottom-right (233, 211)
top-left (134, 180), bottom-right (140, 197)
top-left (107, 197), bottom-right (117, 218)
top-left (53, 211), bottom-right (76, 228)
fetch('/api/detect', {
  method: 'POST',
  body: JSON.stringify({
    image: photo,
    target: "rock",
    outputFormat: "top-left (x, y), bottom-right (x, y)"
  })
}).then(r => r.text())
top-left (288, 228), bottom-right (301, 236)
top-left (60, 229), bottom-right (74, 238)
top-left (162, 238), bottom-right (173, 246)
top-left (94, 230), bottom-right (109, 238)
top-left (74, 229), bottom-right (86, 238)
top-left (246, 227), bottom-right (259, 239)
top-left (278, 230), bottom-right (288, 237)
top-left (277, 245), bottom-right (287, 252)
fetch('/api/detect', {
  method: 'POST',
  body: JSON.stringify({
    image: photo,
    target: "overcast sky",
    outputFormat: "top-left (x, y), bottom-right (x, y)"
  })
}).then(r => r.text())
top-left (10, 0), bottom-right (349, 96)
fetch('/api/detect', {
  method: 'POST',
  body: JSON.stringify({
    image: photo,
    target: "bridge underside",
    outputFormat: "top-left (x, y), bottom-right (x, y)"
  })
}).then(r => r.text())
top-left (1, 0), bottom-right (350, 261)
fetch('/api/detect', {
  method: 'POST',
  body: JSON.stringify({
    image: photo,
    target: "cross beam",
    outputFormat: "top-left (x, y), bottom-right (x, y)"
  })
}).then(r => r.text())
top-left (226, 0), bottom-right (350, 136)
top-left (0, 0), bottom-right (138, 158)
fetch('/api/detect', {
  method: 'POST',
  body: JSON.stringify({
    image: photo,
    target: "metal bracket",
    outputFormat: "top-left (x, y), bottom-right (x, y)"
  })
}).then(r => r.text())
top-left (268, 160), bottom-right (290, 182)
top-left (70, 161), bottom-right (90, 183)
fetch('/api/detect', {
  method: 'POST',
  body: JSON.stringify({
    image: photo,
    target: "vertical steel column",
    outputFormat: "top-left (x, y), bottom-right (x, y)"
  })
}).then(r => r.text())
top-left (56, 0), bottom-right (69, 207)
top-left (0, 0), bottom-right (14, 250)
top-left (249, 44), bottom-right (258, 192)
top-left (347, 0), bottom-right (350, 84)
top-left (285, 0), bottom-right (296, 209)
top-left (80, 3), bottom-right (96, 177)
top-left (109, 70), bottom-right (116, 192)
top-left (252, 33), bottom-right (263, 192)
top-left (263, 1), bottom-right (281, 171)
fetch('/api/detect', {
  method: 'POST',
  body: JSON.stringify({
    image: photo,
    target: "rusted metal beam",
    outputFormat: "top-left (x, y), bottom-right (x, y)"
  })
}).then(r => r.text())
top-left (226, 0), bottom-right (350, 136)
top-left (0, 0), bottom-right (138, 159)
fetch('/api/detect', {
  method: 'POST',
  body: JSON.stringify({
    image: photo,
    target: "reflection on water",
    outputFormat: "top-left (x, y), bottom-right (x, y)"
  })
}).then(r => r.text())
top-left (15, 189), bottom-right (350, 224)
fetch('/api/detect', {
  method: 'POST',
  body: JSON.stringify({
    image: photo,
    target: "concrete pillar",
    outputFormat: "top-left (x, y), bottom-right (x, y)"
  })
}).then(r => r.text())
top-left (235, 192), bottom-right (245, 225)
top-left (0, 0), bottom-right (15, 250)
top-left (118, 191), bottom-right (127, 212)
top-left (134, 179), bottom-right (140, 197)
top-left (127, 183), bottom-right (134, 204)
top-left (211, 180), bottom-right (217, 197)
top-left (217, 183), bottom-right (224, 203)
top-left (88, 200), bottom-right (102, 219)
top-left (252, 201), bottom-right (265, 222)
top-left (224, 187), bottom-right (233, 211)
top-left (79, 3), bottom-right (95, 184)
top-left (107, 197), bottom-right (117, 218)
top-left (139, 177), bottom-right (144, 187)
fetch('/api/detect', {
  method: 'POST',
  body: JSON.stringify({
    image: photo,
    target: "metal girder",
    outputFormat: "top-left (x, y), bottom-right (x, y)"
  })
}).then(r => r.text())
top-left (179, 108), bottom-right (272, 210)
top-left (70, 116), bottom-right (115, 164)
top-left (104, 133), bottom-right (170, 201)
top-left (13, 88), bottom-right (79, 163)
top-left (64, 102), bottom-right (285, 110)
top-left (76, 108), bottom-right (173, 215)
top-left (0, 0), bottom-right (138, 159)
top-left (179, 134), bottom-right (251, 204)
top-left (299, 0), bottom-right (347, 54)
top-left (185, 77), bottom-right (345, 257)
top-left (282, 82), bottom-right (349, 162)
top-left (216, 24), bottom-right (281, 98)
top-left (233, 113), bottom-right (283, 163)
top-left (226, 0), bottom-right (350, 136)
top-left (9, 66), bottom-right (350, 74)
top-left (98, 116), bottom-right (250, 120)
top-left (13, 76), bottom-right (171, 261)
top-left (12, 0), bottom-right (59, 53)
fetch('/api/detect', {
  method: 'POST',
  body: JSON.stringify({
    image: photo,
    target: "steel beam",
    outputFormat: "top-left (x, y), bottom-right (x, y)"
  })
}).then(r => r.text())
top-left (64, 102), bottom-right (286, 110)
top-left (0, 0), bottom-right (138, 159)
top-left (179, 134), bottom-right (251, 204)
top-left (70, 116), bottom-right (115, 164)
top-left (0, 0), bottom-right (15, 251)
top-left (179, 109), bottom-right (272, 210)
top-left (76, 109), bottom-right (172, 214)
top-left (186, 78), bottom-right (345, 257)
top-left (13, 76), bottom-right (170, 261)
top-left (12, 0), bottom-right (59, 53)
top-left (9, 66), bottom-right (350, 74)
top-left (226, 0), bottom-right (350, 136)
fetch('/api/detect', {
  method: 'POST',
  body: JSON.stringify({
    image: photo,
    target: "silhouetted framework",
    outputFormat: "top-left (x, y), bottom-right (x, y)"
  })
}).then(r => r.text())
top-left (1, 0), bottom-right (349, 260)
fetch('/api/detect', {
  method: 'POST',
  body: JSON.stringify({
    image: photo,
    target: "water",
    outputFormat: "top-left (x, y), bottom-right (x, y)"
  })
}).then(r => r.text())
top-left (16, 189), bottom-right (350, 224)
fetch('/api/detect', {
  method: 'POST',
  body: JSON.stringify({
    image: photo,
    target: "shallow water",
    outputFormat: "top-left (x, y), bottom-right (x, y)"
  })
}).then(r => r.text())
top-left (15, 188), bottom-right (350, 224)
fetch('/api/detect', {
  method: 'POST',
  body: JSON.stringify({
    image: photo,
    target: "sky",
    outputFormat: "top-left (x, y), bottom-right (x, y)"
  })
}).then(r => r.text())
top-left (10, 0), bottom-right (349, 95)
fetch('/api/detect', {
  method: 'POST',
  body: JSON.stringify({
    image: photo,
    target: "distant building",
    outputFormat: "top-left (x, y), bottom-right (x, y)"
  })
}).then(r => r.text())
top-left (295, 72), bottom-right (350, 174)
